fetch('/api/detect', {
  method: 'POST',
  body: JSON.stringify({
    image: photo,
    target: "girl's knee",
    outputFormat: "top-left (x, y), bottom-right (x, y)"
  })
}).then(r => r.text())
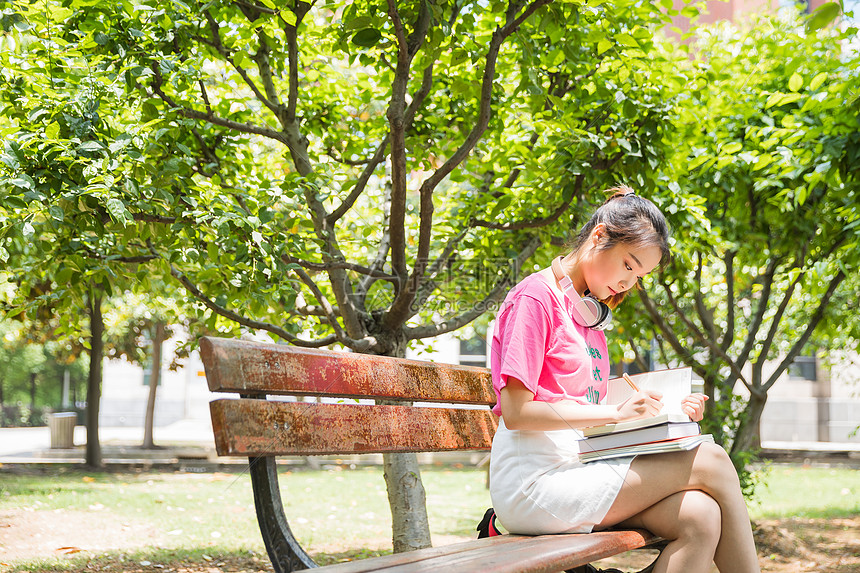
top-left (678, 491), bottom-right (722, 545)
top-left (693, 442), bottom-right (739, 487)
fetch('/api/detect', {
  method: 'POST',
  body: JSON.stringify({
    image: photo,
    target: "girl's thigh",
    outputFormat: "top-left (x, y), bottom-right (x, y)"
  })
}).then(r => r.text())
top-left (597, 442), bottom-right (737, 528)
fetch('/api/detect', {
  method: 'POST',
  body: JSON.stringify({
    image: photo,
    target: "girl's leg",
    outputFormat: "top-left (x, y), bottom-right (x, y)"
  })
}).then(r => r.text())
top-left (612, 490), bottom-right (721, 573)
top-left (596, 442), bottom-right (760, 573)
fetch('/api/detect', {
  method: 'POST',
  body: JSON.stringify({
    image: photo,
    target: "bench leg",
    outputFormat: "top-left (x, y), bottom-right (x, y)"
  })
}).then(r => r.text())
top-left (249, 455), bottom-right (318, 571)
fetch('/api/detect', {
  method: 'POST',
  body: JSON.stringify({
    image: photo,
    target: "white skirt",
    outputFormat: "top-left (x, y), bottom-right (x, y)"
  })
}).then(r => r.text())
top-left (489, 418), bottom-right (635, 534)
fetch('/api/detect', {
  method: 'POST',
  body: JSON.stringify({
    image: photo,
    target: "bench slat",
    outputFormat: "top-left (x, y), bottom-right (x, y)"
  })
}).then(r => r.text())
top-left (201, 337), bottom-right (496, 404)
top-left (312, 530), bottom-right (662, 572)
top-left (310, 536), bottom-right (530, 573)
top-left (210, 399), bottom-right (497, 456)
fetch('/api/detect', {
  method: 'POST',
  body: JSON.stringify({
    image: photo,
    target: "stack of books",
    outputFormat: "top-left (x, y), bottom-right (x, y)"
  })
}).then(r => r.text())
top-left (578, 368), bottom-right (715, 463)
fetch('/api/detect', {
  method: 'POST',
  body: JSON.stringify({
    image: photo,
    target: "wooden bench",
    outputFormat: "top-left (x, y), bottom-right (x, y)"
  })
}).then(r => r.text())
top-left (201, 336), bottom-right (664, 572)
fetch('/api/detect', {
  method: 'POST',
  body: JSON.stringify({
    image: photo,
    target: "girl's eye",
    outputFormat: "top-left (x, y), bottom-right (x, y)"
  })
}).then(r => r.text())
top-left (625, 263), bottom-right (633, 271)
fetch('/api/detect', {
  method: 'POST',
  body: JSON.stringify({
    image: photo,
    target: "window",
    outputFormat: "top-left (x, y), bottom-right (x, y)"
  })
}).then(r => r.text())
top-left (459, 337), bottom-right (487, 368)
top-left (788, 355), bottom-right (817, 381)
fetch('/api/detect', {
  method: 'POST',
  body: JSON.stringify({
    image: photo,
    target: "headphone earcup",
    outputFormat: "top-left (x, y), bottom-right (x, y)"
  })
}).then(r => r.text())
top-left (578, 297), bottom-right (612, 330)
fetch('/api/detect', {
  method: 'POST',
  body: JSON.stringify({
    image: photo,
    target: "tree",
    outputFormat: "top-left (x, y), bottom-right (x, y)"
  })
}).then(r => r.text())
top-left (620, 8), bottom-right (860, 486)
top-left (105, 292), bottom-right (202, 449)
top-left (2, 0), bottom-right (683, 551)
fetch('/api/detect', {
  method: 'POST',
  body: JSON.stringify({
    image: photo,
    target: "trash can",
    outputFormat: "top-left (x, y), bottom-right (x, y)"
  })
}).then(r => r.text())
top-left (47, 412), bottom-right (77, 449)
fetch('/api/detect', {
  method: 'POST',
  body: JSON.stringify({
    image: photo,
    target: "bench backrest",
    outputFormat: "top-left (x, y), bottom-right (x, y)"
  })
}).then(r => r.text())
top-left (201, 337), bottom-right (498, 457)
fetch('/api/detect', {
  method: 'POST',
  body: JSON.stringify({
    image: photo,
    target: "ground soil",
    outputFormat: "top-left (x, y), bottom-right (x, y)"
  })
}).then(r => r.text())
top-left (1, 506), bottom-right (858, 572)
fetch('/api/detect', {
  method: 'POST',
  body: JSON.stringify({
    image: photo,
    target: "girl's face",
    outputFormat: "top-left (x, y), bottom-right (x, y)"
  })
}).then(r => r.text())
top-left (581, 229), bottom-right (662, 300)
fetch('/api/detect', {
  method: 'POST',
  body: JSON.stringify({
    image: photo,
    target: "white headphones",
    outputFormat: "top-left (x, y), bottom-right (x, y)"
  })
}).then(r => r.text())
top-left (551, 256), bottom-right (613, 331)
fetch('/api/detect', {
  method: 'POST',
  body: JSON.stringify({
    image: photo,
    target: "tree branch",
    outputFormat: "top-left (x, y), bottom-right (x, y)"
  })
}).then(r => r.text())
top-left (472, 173), bottom-right (584, 230)
top-left (754, 258), bottom-right (806, 379)
top-left (201, 11), bottom-right (282, 118)
top-left (693, 251), bottom-right (716, 338)
top-left (327, 135), bottom-right (390, 225)
top-left (357, 181), bottom-right (394, 298)
top-left (415, 0), bottom-right (551, 199)
top-left (387, 0), bottom-right (551, 329)
top-left (165, 260), bottom-right (335, 348)
top-left (280, 253), bottom-right (398, 282)
top-left (385, 0), bottom-right (430, 286)
top-left (735, 256), bottom-right (780, 371)
top-left (658, 278), bottom-right (751, 390)
top-left (720, 249), bottom-right (736, 352)
top-left (328, 58), bottom-right (435, 227)
top-left (132, 212), bottom-right (177, 224)
top-left (638, 286), bottom-right (752, 392)
top-left (404, 236), bottom-right (541, 339)
top-left (149, 62), bottom-right (290, 145)
top-left (290, 265), bottom-right (378, 352)
top-left (763, 269), bottom-right (846, 390)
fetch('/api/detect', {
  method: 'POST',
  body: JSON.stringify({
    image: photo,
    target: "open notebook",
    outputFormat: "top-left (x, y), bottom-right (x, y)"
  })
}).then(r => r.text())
top-left (584, 367), bottom-right (695, 437)
top-left (578, 367), bottom-right (714, 463)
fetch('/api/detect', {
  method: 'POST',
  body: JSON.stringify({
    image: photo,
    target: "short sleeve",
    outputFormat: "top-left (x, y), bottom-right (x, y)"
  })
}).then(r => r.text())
top-left (492, 294), bottom-right (551, 396)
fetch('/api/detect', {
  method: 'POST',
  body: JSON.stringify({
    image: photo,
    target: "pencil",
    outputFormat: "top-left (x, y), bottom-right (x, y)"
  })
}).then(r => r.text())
top-left (622, 373), bottom-right (640, 392)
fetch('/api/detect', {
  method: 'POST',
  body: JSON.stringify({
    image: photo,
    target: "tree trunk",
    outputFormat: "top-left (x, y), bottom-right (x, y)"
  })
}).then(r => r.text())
top-left (730, 389), bottom-right (767, 462)
top-left (29, 372), bottom-right (37, 408)
top-left (377, 337), bottom-right (432, 553)
top-left (86, 292), bottom-right (104, 468)
top-left (383, 450), bottom-right (432, 553)
top-left (142, 321), bottom-right (166, 449)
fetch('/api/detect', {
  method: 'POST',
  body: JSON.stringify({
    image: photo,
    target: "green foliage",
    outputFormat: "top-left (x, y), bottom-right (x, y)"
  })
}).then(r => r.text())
top-left (0, 319), bottom-right (87, 422)
top-left (622, 8), bottom-right (860, 475)
top-left (1, 0), bottom-right (681, 356)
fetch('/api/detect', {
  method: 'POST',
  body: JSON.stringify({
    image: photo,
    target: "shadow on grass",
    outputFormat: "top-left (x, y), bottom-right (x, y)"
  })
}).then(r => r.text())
top-left (3, 546), bottom-right (394, 573)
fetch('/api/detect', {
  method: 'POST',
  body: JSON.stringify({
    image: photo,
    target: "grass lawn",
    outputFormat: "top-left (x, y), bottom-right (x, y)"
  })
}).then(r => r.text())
top-left (0, 463), bottom-right (857, 572)
top-left (748, 464), bottom-right (860, 519)
top-left (0, 464), bottom-right (492, 571)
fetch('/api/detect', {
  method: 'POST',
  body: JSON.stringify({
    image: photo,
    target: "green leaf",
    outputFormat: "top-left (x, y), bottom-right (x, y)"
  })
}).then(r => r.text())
top-left (614, 33), bottom-right (639, 48)
top-left (722, 142), bottom-right (743, 154)
top-left (344, 16), bottom-right (373, 30)
top-left (765, 92), bottom-right (783, 109)
top-left (106, 198), bottom-right (130, 223)
top-left (490, 195), bottom-right (513, 219)
top-left (597, 38), bottom-right (612, 55)
top-left (9, 175), bottom-right (35, 189)
top-left (78, 141), bottom-right (105, 152)
top-left (352, 29), bottom-right (382, 48)
top-left (809, 72), bottom-right (828, 91)
top-left (233, 51), bottom-right (250, 68)
top-left (806, 2), bottom-right (841, 32)
top-left (753, 153), bottom-right (774, 170)
top-left (788, 73), bottom-right (803, 92)
top-left (778, 93), bottom-right (803, 106)
top-left (56, 267), bottom-right (74, 284)
top-left (45, 122), bottom-right (60, 139)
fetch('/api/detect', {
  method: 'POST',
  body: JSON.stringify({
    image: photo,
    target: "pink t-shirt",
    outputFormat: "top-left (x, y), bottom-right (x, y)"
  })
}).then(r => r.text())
top-left (491, 272), bottom-right (610, 417)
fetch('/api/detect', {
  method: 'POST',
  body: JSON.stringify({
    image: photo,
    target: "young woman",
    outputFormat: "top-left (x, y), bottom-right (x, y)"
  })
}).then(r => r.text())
top-left (484, 188), bottom-right (760, 573)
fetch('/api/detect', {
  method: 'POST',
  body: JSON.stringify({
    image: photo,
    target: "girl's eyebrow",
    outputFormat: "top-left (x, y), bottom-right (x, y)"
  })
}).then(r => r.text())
top-left (628, 252), bottom-right (643, 269)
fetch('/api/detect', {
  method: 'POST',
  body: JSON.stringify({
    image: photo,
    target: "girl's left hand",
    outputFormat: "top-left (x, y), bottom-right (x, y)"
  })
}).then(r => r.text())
top-left (681, 393), bottom-right (708, 422)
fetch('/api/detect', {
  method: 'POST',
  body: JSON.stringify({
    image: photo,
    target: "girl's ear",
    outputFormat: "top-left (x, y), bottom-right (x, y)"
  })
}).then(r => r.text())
top-left (591, 223), bottom-right (606, 246)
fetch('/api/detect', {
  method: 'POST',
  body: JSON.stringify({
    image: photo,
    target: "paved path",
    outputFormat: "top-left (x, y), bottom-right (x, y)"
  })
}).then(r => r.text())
top-left (0, 418), bottom-right (217, 464)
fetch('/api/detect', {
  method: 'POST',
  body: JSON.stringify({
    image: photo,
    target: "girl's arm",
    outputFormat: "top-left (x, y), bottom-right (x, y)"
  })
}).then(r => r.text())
top-left (499, 377), bottom-right (663, 431)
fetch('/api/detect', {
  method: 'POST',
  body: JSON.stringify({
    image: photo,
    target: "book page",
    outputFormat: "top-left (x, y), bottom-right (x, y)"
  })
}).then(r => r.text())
top-left (606, 367), bottom-right (693, 417)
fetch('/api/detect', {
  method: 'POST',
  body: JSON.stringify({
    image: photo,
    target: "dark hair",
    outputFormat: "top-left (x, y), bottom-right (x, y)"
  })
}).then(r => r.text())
top-left (569, 185), bottom-right (671, 308)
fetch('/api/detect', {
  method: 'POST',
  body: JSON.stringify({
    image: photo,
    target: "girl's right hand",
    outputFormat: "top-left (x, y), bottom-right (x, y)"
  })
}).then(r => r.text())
top-left (616, 390), bottom-right (663, 421)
